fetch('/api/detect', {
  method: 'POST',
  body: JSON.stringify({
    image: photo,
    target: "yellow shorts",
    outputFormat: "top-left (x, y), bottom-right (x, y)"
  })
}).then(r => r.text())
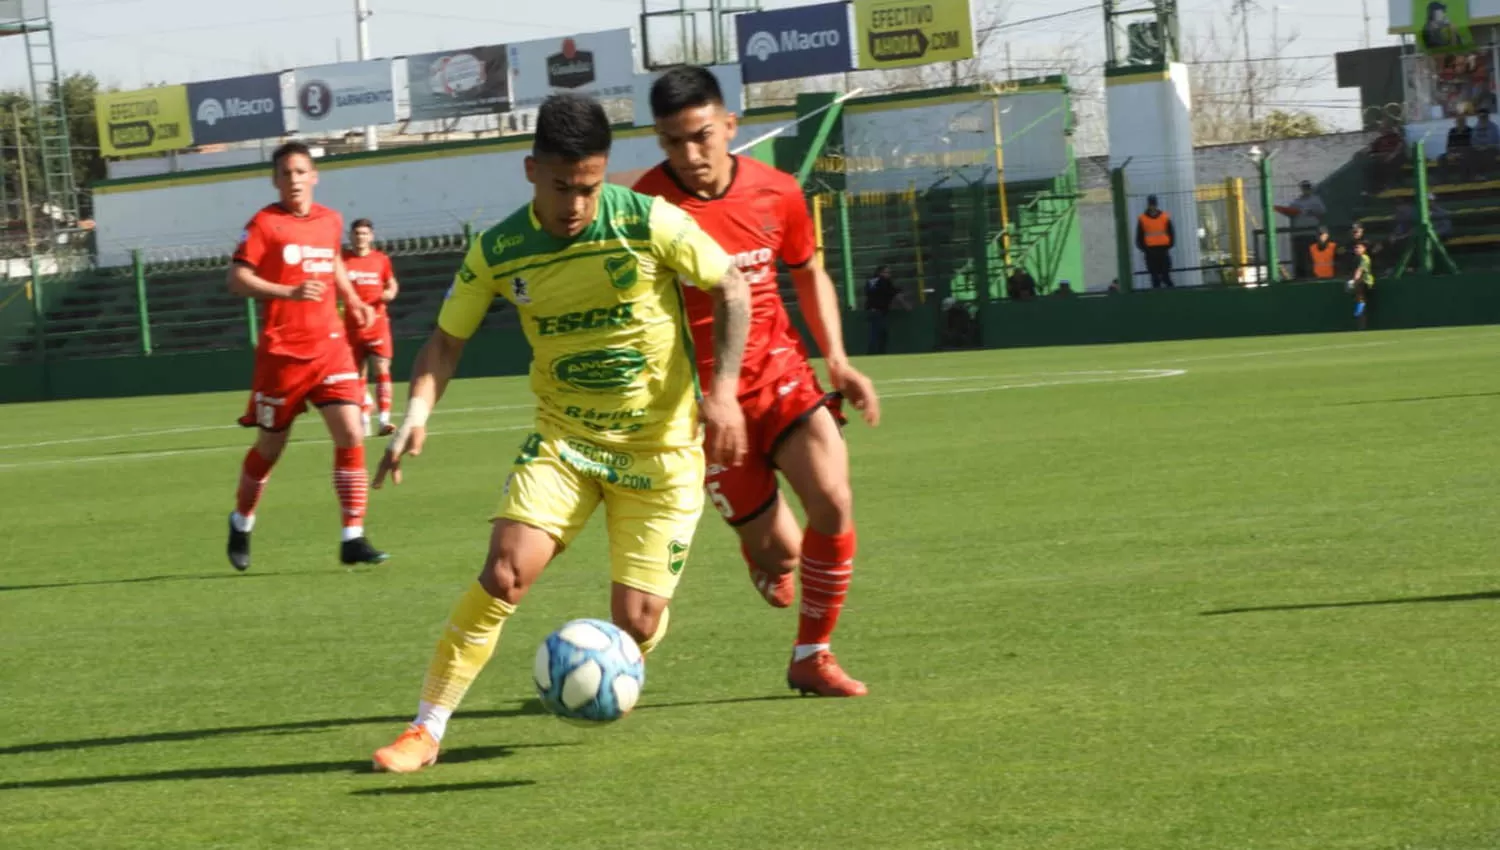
top-left (495, 431), bottom-right (705, 599)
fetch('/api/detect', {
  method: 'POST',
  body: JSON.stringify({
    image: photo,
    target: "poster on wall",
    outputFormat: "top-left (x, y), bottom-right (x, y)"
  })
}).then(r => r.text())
top-left (1414, 0), bottom-right (1474, 54)
top-left (292, 60), bottom-right (397, 134)
top-left (735, 2), bottom-right (854, 83)
top-left (96, 86), bottom-right (194, 157)
top-left (852, 0), bottom-right (974, 70)
top-left (407, 45), bottom-right (510, 120)
top-left (507, 29), bottom-right (636, 110)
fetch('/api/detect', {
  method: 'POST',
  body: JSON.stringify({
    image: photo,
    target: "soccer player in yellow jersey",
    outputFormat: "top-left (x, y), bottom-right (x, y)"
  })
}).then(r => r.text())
top-left (368, 93), bottom-right (750, 773)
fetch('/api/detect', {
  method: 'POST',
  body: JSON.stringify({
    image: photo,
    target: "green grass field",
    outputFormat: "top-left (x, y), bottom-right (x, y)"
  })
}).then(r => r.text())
top-left (2, 327), bottom-right (1498, 849)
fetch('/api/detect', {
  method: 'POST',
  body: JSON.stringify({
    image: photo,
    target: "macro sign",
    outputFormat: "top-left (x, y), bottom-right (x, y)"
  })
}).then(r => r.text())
top-left (186, 74), bottom-right (285, 145)
top-left (735, 2), bottom-right (854, 83)
top-left (95, 86), bottom-right (193, 157)
top-left (853, 0), bottom-right (975, 70)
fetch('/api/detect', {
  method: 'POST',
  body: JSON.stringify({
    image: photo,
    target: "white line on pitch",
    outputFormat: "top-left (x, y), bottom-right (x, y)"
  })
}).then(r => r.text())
top-left (0, 423), bottom-right (535, 472)
top-left (0, 403), bottom-right (535, 452)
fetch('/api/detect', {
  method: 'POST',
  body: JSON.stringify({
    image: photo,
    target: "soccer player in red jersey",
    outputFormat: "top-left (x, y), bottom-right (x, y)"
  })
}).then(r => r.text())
top-left (634, 67), bottom-right (880, 697)
top-left (343, 218), bottom-right (401, 437)
top-left (226, 141), bottom-right (389, 571)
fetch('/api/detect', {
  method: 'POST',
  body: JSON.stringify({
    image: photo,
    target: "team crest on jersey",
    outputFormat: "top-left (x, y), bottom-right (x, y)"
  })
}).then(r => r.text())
top-left (605, 254), bottom-right (638, 290)
top-left (282, 244), bottom-right (303, 264)
top-left (511, 277), bottom-right (532, 304)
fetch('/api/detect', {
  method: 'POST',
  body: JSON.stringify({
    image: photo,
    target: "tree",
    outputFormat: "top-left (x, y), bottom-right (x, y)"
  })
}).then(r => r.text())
top-left (1181, 14), bottom-right (1328, 145)
top-left (1256, 109), bottom-right (1327, 139)
top-left (0, 71), bottom-right (105, 236)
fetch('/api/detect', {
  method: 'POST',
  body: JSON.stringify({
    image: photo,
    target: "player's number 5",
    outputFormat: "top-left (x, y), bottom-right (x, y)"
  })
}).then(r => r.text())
top-left (706, 481), bottom-right (734, 519)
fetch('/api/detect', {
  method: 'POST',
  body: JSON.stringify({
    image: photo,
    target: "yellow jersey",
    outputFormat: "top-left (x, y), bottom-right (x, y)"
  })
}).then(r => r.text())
top-left (438, 184), bottom-right (733, 451)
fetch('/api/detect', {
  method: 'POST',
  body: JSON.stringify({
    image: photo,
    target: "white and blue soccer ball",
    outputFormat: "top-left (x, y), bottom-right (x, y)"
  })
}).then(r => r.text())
top-left (533, 619), bottom-right (645, 724)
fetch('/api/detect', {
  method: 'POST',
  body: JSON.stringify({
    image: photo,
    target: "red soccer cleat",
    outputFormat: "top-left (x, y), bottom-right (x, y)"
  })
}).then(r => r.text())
top-left (787, 650), bottom-right (868, 697)
top-left (749, 562), bottom-right (796, 608)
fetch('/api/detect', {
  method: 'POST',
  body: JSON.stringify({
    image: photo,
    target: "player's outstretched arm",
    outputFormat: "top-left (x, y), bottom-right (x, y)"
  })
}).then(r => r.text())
top-left (374, 328), bottom-right (466, 489)
top-left (703, 265), bottom-right (751, 467)
top-left (790, 260), bottom-right (881, 427)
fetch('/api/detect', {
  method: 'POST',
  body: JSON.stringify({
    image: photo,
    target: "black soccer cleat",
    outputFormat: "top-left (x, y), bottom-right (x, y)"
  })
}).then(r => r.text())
top-left (340, 536), bottom-right (389, 566)
top-left (227, 515), bottom-right (251, 572)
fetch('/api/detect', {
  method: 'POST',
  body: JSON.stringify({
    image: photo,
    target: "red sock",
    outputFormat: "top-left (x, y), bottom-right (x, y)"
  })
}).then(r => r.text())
top-left (333, 445), bottom-right (368, 529)
top-left (797, 528), bottom-right (856, 646)
top-left (376, 373), bottom-right (393, 416)
top-left (235, 448), bottom-right (275, 518)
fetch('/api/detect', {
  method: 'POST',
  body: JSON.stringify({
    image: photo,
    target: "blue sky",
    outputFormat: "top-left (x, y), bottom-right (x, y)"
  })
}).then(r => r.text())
top-left (0, 0), bottom-right (1399, 131)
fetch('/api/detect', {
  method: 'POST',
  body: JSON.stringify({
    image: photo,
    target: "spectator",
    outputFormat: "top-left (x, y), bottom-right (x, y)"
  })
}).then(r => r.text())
top-left (1275, 181), bottom-right (1326, 279)
top-left (1343, 221), bottom-right (1378, 277)
top-left (1134, 194), bottom-right (1175, 288)
top-left (1308, 226), bottom-right (1338, 279)
top-left (1363, 121), bottom-right (1407, 194)
top-left (1470, 108), bottom-right (1499, 178)
top-left (1006, 266), bottom-right (1038, 301)
top-left (1053, 281), bottom-right (1075, 297)
top-left (1107, 279), bottom-right (1121, 294)
top-left (1444, 112), bottom-right (1472, 182)
top-left (863, 265), bottom-right (907, 355)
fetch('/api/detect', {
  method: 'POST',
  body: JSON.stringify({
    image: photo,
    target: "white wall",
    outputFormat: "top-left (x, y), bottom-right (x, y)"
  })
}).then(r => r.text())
top-left (93, 117), bottom-right (788, 267)
top-left (1390, 0), bottom-right (1500, 30)
top-left (95, 92), bottom-right (1077, 268)
top-left (841, 90), bottom-right (1068, 193)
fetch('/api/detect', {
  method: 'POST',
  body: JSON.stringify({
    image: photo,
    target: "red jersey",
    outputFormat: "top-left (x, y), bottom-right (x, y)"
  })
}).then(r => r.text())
top-left (233, 203), bottom-right (346, 360)
top-left (342, 249), bottom-right (394, 316)
top-left (633, 156), bottom-right (817, 394)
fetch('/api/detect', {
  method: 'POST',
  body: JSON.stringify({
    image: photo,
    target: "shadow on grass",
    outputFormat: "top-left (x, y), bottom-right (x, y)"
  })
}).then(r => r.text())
top-left (1331, 391), bottom-right (1500, 406)
top-left (0, 694), bottom-right (800, 757)
top-left (1202, 589), bottom-right (1500, 616)
top-left (350, 779), bottom-right (536, 796)
top-left (0, 572), bottom-right (281, 593)
top-left (0, 744), bottom-right (553, 791)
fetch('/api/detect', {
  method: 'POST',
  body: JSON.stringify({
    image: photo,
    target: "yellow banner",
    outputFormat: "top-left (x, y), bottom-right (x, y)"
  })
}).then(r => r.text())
top-left (853, 0), bottom-right (974, 70)
top-left (95, 86), bottom-right (193, 157)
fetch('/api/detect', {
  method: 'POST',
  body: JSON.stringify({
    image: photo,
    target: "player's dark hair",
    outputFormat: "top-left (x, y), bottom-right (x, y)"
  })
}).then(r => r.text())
top-left (271, 141), bottom-right (314, 169)
top-left (650, 66), bottom-right (724, 118)
top-left (350, 218), bottom-right (374, 231)
top-left (533, 93), bottom-right (612, 162)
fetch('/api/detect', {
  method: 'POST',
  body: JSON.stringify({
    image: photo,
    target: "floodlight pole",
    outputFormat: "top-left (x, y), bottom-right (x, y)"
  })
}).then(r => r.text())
top-left (355, 0), bottom-right (377, 151)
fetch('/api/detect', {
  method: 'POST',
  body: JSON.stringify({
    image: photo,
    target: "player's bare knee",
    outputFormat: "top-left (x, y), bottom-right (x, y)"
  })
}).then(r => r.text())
top-left (804, 480), bottom-right (855, 535)
top-left (253, 430), bottom-right (289, 464)
top-left (611, 591), bottom-right (666, 645)
top-left (478, 554), bottom-right (530, 606)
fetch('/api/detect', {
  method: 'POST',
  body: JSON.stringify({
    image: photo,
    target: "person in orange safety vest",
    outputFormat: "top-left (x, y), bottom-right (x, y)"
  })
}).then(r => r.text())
top-left (1135, 194), bottom-right (1175, 288)
top-left (1309, 226), bottom-right (1338, 279)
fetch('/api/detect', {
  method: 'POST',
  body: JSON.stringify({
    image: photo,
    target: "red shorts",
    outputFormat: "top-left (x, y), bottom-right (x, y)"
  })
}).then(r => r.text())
top-left (347, 314), bottom-right (393, 361)
top-left (237, 345), bottom-right (363, 432)
top-left (704, 360), bottom-right (844, 526)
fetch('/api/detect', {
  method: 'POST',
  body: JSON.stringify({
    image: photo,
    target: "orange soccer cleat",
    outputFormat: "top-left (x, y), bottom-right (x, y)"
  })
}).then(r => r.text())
top-left (749, 562), bottom-right (796, 608)
top-left (372, 725), bottom-right (440, 774)
top-left (787, 650), bottom-right (868, 697)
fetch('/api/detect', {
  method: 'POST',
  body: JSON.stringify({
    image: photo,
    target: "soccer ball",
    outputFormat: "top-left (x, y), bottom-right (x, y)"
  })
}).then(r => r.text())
top-left (533, 619), bottom-right (646, 724)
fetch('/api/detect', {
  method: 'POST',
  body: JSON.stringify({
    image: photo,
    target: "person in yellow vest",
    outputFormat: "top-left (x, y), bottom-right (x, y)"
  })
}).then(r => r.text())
top-left (1308, 226), bottom-right (1338, 279)
top-left (1135, 195), bottom-right (1175, 288)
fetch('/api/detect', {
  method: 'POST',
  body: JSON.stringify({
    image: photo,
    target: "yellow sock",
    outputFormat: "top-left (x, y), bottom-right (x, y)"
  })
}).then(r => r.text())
top-left (638, 606), bottom-right (670, 656)
top-left (419, 580), bottom-right (516, 710)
